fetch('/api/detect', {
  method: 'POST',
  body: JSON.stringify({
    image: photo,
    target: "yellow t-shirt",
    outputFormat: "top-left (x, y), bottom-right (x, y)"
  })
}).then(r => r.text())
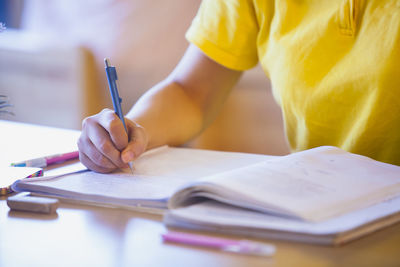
top-left (186, 0), bottom-right (400, 165)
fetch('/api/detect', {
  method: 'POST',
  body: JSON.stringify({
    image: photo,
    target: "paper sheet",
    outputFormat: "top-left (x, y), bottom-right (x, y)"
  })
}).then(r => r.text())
top-left (169, 146), bottom-right (400, 221)
top-left (13, 146), bottom-right (272, 208)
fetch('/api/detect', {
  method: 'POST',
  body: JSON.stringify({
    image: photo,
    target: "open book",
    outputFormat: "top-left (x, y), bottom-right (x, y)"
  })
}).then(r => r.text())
top-left (12, 146), bottom-right (400, 245)
top-left (12, 146), bottom-right (271, 211)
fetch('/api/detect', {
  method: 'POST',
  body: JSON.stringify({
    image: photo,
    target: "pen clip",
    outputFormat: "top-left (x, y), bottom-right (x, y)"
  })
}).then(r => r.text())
top-left (104, 58), bottom-right (130, 145)
top-left (104, 58), bottom-right (118, 82)
top-left (104, 59), bottom-right (124, 118)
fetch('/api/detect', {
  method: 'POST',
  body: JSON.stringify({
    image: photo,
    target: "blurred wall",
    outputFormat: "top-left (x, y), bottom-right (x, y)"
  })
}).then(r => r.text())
top-left (21, 0), bottom-right (202, 113)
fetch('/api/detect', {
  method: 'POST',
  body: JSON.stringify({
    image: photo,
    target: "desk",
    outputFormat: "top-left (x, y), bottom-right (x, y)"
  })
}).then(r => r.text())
top-left (1, 120), bottom-right (399, 267)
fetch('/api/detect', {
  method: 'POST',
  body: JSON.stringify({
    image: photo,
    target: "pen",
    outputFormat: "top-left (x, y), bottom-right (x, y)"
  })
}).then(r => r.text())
top-left (161, 231), bottom-right (276, 257)
top-left (104, 58), bottom-right (134, 173)
top-left (10, 151), bottom-right (79, 168)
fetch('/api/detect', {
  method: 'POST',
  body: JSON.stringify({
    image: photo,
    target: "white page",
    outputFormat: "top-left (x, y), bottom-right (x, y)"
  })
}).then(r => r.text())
top-left (170, 146), bottom-right (400, 222)
top-left (14, 146), bottom-right (272, 208)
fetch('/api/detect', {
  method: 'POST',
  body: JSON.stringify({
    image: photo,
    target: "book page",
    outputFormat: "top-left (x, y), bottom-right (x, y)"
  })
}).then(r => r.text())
top-left (14, 146), bottom-right (272, 209)
top-left (165, 195), bottom-right (400, 242)
top-left (170, 146), bottom-right (400, 222)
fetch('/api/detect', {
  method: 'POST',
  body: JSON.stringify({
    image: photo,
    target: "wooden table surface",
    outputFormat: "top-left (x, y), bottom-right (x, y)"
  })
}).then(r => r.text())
top-left (1, 120), bottom-right (399, 267)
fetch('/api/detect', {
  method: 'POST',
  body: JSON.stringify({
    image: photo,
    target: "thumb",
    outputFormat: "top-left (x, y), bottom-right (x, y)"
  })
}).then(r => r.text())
top-left (121, 122), bottom-right (148, 163)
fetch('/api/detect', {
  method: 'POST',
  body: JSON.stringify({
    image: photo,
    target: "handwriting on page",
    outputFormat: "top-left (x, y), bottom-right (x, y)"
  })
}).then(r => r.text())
top-left (31, 171), bottom-right (187, 201)
top-left (199, 148), bottom-right (400, 221)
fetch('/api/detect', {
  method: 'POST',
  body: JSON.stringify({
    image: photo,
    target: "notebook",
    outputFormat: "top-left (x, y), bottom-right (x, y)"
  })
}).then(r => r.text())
top-left (12, 146), bottom-right (271, 212)
top-left (12, 146), bottom-right (400, 245)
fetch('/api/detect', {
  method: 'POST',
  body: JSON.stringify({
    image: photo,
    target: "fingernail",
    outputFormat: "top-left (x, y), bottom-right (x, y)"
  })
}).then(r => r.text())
top-left (122, 151), bottom-right (135, 163)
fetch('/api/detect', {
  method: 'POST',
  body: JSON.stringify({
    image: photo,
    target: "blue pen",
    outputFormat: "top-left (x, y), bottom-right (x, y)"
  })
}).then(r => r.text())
top-left (104, 58), bottom-right (134, 173)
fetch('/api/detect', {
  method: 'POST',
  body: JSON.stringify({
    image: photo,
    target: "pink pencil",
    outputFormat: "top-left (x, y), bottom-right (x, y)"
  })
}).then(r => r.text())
top-left (11, 151), bottom-right (79, 168)
top-left (162, 231), bottom-right (275, 257)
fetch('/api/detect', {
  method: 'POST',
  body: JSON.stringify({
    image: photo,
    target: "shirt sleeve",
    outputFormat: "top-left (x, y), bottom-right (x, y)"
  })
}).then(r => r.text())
top-left (186, 0), bottom-right (259, 71)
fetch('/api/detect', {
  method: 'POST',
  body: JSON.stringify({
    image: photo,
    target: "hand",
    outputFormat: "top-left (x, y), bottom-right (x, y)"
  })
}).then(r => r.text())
top-left (78, 108), bottom-right (148, 173)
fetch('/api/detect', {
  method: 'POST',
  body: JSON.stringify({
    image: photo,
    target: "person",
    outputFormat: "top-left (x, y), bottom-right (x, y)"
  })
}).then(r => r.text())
top-left (78, 0), bottom-right (400, 173)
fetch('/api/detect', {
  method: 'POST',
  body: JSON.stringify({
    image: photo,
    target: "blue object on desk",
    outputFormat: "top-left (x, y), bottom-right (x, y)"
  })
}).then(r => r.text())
top-left (104, 58), bottom-right (134, 173)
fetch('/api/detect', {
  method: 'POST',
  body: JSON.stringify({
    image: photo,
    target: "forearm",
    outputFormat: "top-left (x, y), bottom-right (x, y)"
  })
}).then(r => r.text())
top-left (126, 80), bottom-right (204, 149)
top-left (126, 44), bottom-right (242, 151)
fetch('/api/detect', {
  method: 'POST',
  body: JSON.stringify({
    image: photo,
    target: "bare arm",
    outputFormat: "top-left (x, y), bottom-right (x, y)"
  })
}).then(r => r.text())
top-left (127, 44), bottom-right (242, 149)
top-left (78, 44), bottom-right (242, 172)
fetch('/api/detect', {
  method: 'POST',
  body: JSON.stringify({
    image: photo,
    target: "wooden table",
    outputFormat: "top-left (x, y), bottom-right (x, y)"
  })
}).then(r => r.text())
top-left (1, 120), bottom-right (399, 267)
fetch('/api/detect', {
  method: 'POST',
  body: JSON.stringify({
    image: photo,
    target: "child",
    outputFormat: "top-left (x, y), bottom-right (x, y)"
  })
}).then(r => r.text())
top-left (78, 0), bottom-right (400, 173)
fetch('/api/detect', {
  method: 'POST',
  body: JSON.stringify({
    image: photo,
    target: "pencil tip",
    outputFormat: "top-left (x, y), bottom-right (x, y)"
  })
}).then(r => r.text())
top-left (128, 162), bottom-right (134, 174)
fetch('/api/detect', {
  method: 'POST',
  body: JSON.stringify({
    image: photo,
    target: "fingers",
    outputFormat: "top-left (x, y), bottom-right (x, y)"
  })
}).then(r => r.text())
top-left (121, 121), bottom-right (148, 163)
top-left (97, 109), bottom-right (129, 151)
top-left (78, 130), bottom-right (124, 173)
top-left (78, 108), bottom-right (149, 173)
top-left (78, 109), bottom-right (129, 173)
top-left (78, 150), bottom-right (114, 173)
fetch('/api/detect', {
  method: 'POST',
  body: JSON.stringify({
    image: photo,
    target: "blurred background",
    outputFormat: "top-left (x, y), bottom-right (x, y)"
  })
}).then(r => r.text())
top-left (0, 0), bottom-right (289, 155)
